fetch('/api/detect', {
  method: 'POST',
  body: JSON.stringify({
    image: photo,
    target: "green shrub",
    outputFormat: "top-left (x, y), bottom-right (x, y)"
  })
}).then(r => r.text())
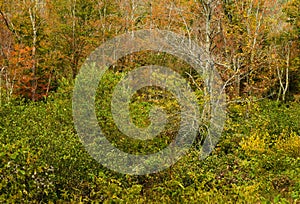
top-left (0, 74), bottom-right (299, 202)
top-left (0, 140), bottom-right (56, 202)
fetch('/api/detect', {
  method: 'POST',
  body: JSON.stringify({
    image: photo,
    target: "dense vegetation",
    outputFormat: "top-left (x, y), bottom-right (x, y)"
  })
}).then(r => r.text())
top-left (0, 0), bottom-right (299, 101)
top-left (0, 0), bottom-right (299, 203)
top-left (1, 76), bottom-right (299, 203)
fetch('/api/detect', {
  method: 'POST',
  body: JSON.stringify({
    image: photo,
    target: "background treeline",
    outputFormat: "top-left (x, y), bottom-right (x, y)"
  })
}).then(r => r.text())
top-left (0, 0), bottom-right (299, 102)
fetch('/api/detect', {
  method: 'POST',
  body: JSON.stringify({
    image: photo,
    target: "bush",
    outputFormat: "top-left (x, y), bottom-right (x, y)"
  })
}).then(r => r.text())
top-left (0, 75), bottom-right (299, 202)
top-left (0, 140), bottom-right (56, 202)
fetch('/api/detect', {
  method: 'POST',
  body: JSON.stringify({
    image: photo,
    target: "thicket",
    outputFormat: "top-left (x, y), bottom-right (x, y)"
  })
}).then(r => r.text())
top-left (0, 75), bottom-right (299, 203)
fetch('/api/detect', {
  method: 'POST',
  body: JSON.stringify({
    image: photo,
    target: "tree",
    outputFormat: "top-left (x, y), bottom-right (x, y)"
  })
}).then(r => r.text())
top-left (0, 0), bottom-right (54, 101)
top-left (218, 0), bottom-right (281, 98)
top-left (282, 0), bottom-right (300, 98)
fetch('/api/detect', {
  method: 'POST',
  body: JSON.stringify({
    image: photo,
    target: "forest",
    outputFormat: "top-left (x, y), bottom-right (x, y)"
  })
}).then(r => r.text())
top-left (0, 0), bottom-right (299, 203)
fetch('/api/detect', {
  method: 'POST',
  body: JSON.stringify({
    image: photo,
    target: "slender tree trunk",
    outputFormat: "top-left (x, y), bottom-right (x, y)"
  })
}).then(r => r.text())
top-left (276, 43), bottom-right (290, 102)
top-left (28, 0), bottom-right (38, 101)
top-left (71, 0), bottom-right (77, 79)
top-left (282, 43), bottom-right (290, 101)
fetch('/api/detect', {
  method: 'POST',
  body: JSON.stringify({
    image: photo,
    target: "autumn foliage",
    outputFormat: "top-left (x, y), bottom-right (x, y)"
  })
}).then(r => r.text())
top-left (0, 0), bottom-right (299, 101)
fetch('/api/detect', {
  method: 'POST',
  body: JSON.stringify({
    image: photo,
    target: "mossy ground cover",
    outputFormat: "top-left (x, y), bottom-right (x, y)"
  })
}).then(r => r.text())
top-left (0, 76), bottom-right (299, 203)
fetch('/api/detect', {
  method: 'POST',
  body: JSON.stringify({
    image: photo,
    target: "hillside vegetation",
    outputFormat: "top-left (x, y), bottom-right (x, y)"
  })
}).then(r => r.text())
top-left (0, 80), bottom-right (299, 203)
